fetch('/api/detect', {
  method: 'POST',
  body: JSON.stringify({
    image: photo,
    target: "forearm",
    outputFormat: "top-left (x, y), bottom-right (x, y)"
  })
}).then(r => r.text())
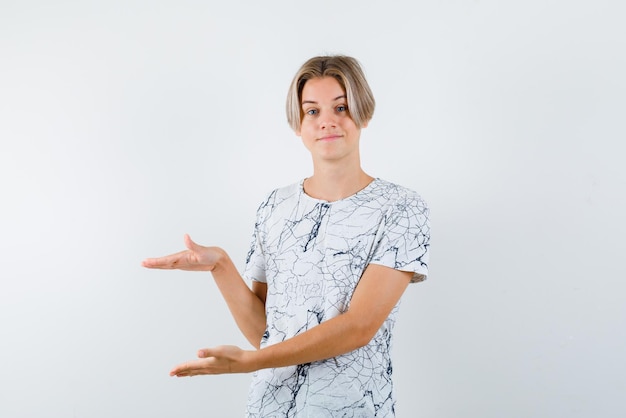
top-left (170, 266), bottom-right (411, 377)
top-left (244, 265), bottom-right (412, 371)
top-left (210, 249), bottom-right (266, 348)
top-left (251, 310), bottom-right (371, 369)
top-left (170, 313), bottom-right (375, 377)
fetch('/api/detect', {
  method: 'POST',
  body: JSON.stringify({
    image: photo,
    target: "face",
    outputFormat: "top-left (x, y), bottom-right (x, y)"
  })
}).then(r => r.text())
top-left (297, 76), bottom-right (367, 164)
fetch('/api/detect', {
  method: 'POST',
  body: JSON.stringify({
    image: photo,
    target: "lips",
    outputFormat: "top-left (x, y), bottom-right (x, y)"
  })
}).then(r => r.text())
top-left (318, 134), bottom-right (342, 141)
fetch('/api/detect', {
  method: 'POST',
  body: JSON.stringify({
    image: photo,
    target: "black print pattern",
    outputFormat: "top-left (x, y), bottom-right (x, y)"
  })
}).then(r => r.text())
top-left (244, 178), bottom-right (430, 417)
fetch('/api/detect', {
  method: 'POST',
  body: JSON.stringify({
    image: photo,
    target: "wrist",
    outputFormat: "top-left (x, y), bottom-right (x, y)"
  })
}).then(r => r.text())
top-left (243, 349), bottom-right (261, 373)
top-left (209, 247), bottom-right (231, 273)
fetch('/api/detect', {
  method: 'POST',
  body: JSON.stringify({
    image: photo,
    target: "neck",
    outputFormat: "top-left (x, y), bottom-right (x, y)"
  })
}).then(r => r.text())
top-left (304, 160), bottom-right (374, 202)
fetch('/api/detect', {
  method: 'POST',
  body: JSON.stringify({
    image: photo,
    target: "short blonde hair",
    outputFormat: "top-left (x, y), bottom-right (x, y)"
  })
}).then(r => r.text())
top-left (286, 55), bottom-right (376, 132)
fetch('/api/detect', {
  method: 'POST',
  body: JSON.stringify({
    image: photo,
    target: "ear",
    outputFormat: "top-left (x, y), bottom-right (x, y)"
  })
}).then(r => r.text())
top-left (361, 119), bottom-right (369, 129)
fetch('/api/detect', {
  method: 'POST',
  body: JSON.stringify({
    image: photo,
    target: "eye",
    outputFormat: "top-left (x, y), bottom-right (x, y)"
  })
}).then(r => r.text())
top-left (336, 104), bottom-right (347, 112)
top-left (305, 108), bottom-right (318, 116)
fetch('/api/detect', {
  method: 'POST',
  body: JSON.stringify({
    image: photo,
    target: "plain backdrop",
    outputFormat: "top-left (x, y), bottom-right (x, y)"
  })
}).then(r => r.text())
top-left (1, 1), bottom-right (625, 417)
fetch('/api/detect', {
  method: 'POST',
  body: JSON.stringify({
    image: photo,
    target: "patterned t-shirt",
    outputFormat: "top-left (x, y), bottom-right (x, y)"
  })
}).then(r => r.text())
top-left (243, 178), bottom-right (430, 417)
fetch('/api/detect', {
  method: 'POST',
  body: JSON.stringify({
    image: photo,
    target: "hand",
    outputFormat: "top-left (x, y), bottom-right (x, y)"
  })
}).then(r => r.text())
top-left (169, 345), bottom-right (254, 377)
top-left (141, 234), bottom-right (222, 271)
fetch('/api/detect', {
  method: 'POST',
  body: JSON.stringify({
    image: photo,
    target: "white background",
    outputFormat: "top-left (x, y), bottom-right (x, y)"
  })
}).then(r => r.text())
top-left (1, 1), bottom-right (625, 417)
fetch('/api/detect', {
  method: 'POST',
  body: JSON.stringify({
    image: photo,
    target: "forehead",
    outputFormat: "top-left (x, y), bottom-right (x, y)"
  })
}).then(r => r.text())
top-left (301, 77), bottom-right (345, 103)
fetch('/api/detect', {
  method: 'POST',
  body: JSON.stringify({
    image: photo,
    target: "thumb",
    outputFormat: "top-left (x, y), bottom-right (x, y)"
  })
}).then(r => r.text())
top-left (197, 348), bottom-right (213, 358)
top-left (184, 234), bottom-right (200, 252)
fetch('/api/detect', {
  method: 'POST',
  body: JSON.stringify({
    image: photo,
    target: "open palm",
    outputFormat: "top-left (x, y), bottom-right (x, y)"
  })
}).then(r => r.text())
top-left (141, 234), bottom-right (222, 271)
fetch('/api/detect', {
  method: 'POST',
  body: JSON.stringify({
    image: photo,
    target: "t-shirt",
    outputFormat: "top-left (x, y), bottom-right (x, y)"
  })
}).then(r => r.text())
top-left (243, 178), bottom-right (430, 417)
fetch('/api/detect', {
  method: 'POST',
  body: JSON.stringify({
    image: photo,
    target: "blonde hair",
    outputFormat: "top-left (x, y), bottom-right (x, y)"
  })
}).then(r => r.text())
top-left (286, 55), bottom-right (375, 132)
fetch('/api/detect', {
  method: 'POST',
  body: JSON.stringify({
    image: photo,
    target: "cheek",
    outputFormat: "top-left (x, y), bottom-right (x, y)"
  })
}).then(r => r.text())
top-left (298, 129), bottom-right (317, 148)
top-left (300, 136), bottom-right (314, 152)
top-left (298, 123), bottom-right (315, 138)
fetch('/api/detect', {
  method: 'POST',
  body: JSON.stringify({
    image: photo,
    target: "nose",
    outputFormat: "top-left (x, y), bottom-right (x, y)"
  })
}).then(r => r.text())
top-left (319, 110), bottom-right (337, 129)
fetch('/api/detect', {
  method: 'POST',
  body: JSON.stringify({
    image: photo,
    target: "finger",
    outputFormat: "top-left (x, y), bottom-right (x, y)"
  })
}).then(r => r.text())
top-left (142, 257), bottom-right (172, 269)
top-left (141, 252), bottom-right (186, 269)
top-left (170, 358), bottom-right (214, 377)
top-left (197, 348), bottom-right (212, 358)
top-left (170, 362), bottom-right (195, 377)
top-left (184, 234), bottom-right (201, 253)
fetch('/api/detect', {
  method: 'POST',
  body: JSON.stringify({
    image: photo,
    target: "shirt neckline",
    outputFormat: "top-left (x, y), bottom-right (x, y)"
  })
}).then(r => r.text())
top-left (298, 177), bottom-right (380, 204)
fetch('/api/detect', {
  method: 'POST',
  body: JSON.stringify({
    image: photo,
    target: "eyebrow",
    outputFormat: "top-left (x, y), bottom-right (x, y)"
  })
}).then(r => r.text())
top-left (301, 95), bottom-right (347, 105)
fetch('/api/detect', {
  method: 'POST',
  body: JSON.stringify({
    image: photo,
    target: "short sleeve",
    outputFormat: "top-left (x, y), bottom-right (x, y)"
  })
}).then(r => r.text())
top-left (242, 191), bottom-right (277, 283)
top-left (243, 220), bottom-right (266, 283)
top-left (369, 193), bottom-right (430, 283)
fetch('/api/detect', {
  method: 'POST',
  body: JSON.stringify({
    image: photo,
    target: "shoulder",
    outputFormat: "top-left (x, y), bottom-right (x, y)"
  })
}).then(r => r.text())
top-left (253, 180), bottom-right (302, 217)
top-left (259, 180), bottom-right (301, 205)
top-left (370, 178), bottom-right (429, 213)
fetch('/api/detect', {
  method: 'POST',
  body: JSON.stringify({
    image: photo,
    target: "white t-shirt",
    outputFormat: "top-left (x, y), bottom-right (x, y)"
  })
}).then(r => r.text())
top-left (243, 178), bottom-right (430, 417)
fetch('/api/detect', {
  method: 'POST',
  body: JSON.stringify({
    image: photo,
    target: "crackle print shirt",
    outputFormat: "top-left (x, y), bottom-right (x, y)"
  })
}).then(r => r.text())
top-left (243, 178), bottom-right (430, 417)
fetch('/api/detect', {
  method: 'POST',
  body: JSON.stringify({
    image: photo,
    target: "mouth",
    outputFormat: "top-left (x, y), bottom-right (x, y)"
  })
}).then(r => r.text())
top-left (318, 134), bottom-right (342, 141)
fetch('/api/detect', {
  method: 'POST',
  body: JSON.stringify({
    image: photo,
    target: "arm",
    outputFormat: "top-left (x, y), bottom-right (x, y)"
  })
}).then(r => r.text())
top-left (170, 263), bottom-right (412, 376)
top-left (211, 253), bottom-right (267, 348)
top-left (142, 234), bottom-right (267, 348)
